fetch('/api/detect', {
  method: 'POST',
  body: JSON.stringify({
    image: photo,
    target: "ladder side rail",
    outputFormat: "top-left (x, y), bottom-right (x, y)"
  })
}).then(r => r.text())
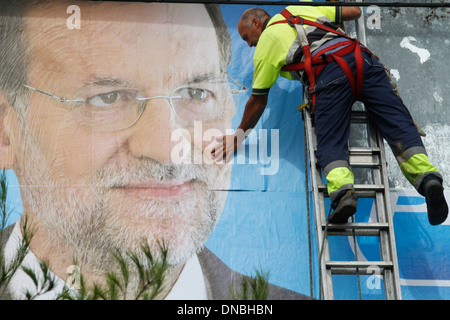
top-left (361, 107), bottom-right (401, 300)
top-left (364, 104), bottom-right (402, 299)
top-left (376, 124), bottom-right (403, 299)
top-left (304, 108), bottom-right (334, 300)
top-left (368, 121), bottom-right (397, 299)
top-left (303, 2), bottom-right (402, 299)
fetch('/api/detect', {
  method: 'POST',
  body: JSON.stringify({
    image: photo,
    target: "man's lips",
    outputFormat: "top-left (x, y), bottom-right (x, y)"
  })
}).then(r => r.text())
top-left (112, 181), bottom-right (194, 198)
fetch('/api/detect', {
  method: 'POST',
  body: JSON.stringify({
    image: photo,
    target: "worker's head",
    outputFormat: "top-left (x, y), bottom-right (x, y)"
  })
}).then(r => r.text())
top-left (238, 8), bottom-right (270, 47)
top-left (0, 0), bottom-right (235, 278)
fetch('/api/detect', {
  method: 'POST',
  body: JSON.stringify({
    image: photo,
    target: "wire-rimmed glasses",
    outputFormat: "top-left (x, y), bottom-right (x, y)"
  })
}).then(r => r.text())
top-left (23, 73), bottom-right (247, 131)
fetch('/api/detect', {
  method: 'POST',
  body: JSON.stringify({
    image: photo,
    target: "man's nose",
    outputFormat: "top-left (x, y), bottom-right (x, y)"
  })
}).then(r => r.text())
top-left (126, 99), bottom-right (177, 164)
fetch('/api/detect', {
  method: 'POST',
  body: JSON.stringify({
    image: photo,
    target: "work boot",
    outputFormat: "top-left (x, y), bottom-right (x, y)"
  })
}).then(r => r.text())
top-left (419, 175), bottom-right (448, 225)
top-left (328, 189), bottom-right (357, 223)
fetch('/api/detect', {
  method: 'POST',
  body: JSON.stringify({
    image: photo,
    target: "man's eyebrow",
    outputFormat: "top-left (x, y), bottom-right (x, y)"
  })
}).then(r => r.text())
top-left (84, 78), bottom-right (137, 88)
top-left (185, 73), bottom-right (226, 84)
top-left (81, 74), bottom-right (225, 89)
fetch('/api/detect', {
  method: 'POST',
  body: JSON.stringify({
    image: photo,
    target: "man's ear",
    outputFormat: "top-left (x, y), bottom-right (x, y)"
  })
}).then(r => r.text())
top-left (252, 17), bottom-right (260, 28)
top-left (0, 99), bottom-right (18, 170)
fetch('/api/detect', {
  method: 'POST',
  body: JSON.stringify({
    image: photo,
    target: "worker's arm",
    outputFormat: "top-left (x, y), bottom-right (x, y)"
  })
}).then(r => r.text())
top-left (341, 7), bottom-right (361, 21)
top-left (211, 94), bottom-right (268, 162)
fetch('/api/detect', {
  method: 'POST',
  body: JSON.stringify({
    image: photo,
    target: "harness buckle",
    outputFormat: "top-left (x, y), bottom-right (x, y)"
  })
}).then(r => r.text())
top-left (298, 100), bottom-right (311, 111)
top-left (287, 15), bottom-right (303, 27)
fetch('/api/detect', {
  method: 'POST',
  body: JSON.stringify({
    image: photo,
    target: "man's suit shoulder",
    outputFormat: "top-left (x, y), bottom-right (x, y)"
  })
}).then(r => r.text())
top-left (198, 247), bottom-right (311, 300)
top-left (0, 223), bottom-right (14, 250)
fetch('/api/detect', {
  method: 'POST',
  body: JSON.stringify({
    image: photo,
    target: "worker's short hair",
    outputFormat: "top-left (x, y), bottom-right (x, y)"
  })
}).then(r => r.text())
top-left (241, 8), bottom-right (270, 27)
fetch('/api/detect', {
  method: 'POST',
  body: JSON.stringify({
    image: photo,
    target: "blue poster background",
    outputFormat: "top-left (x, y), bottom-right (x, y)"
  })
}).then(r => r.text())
top-left (205, 2), bottom-right (450, 300)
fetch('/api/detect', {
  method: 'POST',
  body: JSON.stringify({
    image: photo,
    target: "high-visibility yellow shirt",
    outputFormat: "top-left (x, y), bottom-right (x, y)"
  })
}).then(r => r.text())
top-left (251, 1), bottom-right (343, 95)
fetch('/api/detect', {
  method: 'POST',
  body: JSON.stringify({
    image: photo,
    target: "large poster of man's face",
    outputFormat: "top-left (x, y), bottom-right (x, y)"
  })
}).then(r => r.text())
top-left (0, 1), bottom-right (240, 300)
top-left (1, 0), bottom-right (449, 300)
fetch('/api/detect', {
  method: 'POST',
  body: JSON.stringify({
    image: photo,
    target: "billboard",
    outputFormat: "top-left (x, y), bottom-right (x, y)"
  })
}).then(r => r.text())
top-left (0, 0), bottom-right (449, 300)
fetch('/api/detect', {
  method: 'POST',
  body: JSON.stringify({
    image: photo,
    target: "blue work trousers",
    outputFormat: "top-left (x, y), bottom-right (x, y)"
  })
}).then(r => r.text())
top-left (313, 49), bottom-right (424, 173)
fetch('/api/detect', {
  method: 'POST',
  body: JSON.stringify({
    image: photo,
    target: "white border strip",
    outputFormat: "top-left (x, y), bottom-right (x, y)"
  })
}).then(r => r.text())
top-left (400, 279), bottom-right (450, 287)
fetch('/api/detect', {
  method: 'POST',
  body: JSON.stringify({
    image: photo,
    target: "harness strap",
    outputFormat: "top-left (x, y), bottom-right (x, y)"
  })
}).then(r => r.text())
top-left (279, 9), bottom-right (350, 39)
top-left (354, 43), bottom-right (364, 101)
top-left (282, 39), bottom-right (355, 73)
top-left (303, 44), bottom-right (317, 105)
top-left (269, 8), bottom-right (367, 106)
top-left (332, 53), bottom-right (356, 98)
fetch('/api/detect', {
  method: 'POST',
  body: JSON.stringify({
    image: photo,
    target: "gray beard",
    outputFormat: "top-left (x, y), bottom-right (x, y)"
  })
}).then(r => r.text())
top-left (17, 120), bottom-right (229, 279)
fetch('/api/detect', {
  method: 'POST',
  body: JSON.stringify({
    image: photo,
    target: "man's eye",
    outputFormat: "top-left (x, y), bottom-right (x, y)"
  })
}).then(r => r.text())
top-left (177, 87), bottom-right (216, 103)
top-left (187, 88), bottom-right (210, 101)
top-left (87, 91), bottom-right (122, 107)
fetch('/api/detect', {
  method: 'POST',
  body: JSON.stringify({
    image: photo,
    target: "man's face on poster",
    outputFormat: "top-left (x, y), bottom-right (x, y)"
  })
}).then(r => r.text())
top-left (2, 2), bottom-right (234, 269)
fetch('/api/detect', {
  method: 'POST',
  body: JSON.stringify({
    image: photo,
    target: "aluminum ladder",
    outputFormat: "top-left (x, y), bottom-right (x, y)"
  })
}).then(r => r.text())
top-left (303, 104), bottom-right (402, 300)
top-left (302, 0), bottom-right (401, 300)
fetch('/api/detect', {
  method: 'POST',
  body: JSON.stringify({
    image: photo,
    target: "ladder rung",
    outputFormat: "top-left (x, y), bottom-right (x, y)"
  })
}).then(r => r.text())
top-left (312, 148), bottom-right (383, 167)
top-left (324, 222), bottom-right (389, 236)
top-left (351, 110), bottom-right (369, 123)
top-left (318, 184), bottom-right (385, 191)
top-left (349, 147), bottom-right (380, 154)
top-left (315, 147), bottom-right (380, 156)
top-left (354, 184), bottom-right (386, 197)
top-left (324, 222), bottom-right (389, 229)
top-left (318, 184), bottom-right (386, 197)
top-left (326, 261), bottom-right (393, 275)
top-left (349, 159), bottom-right (380, 167)
top-left (316, 147), bottom-right (380, 153)
top-left (349, 147), bottom-right (381, 167)
top-left (327, 229), bottom-right (383, 236)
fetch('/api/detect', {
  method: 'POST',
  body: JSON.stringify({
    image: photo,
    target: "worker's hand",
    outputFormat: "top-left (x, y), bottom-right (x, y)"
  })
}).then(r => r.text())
top-left (210, 131), bottom-right (246, 163)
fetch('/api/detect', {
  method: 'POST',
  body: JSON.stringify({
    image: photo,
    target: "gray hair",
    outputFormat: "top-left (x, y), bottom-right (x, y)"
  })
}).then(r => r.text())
top-left (240, 8), bottom-right (270, 28)
top-left (205, 4), bottom-right (232, 71)
top-left (0, 0), bottom-right (31, 113)
top-left (0, 1), bottom-right (231, 112)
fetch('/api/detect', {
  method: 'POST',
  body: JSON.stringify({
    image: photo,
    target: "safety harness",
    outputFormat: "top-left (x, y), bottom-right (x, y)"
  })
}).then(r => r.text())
top-left (267, 8), bottom-right (375, 110)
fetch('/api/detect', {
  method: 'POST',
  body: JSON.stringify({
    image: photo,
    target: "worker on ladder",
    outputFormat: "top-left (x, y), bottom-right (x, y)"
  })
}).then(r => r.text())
top-left (211, 0), bottom-right (448, 225)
